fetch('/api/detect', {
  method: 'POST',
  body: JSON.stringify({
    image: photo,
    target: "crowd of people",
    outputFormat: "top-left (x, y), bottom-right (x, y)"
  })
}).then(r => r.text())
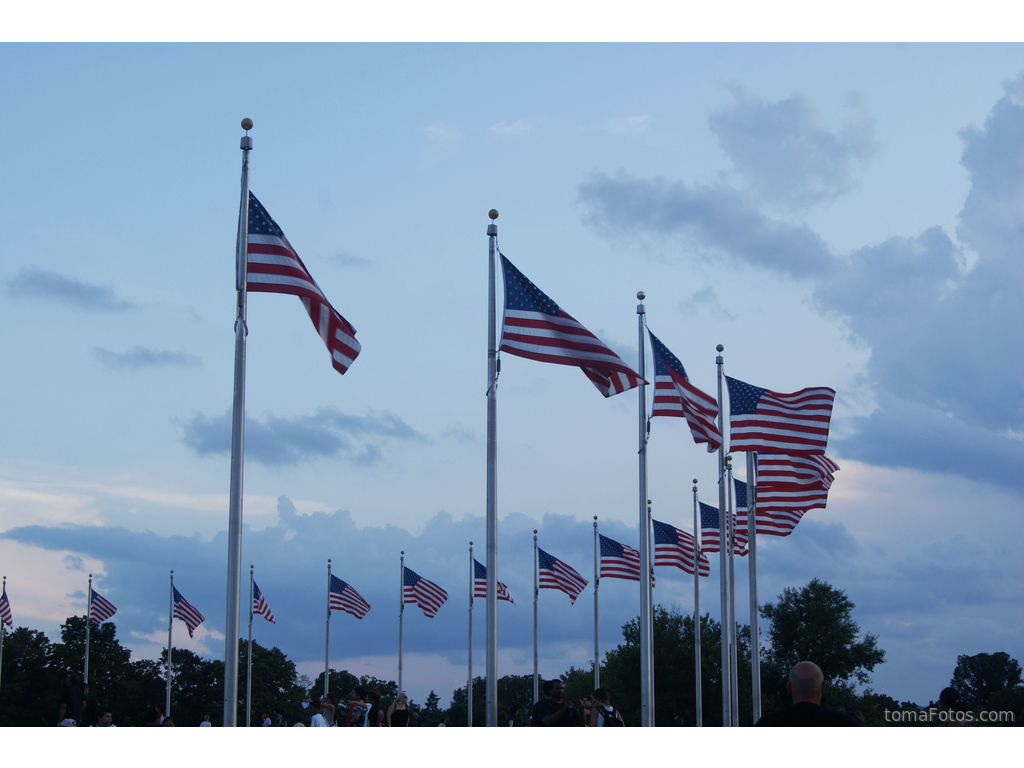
top-left (52, 661), bottom-right (973, 727)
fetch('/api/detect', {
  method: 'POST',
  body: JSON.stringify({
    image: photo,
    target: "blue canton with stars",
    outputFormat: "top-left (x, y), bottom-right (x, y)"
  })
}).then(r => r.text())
top-left (649, 330), bottom-right (688, 380)
top-left (500, 254), bottom-right (562, 315)
top-left (726, 376), bottom-right (767, 415)
top-left (699, 502), bottom-right (720, 530)
top-left (248, 192), bottom-right (286, 239)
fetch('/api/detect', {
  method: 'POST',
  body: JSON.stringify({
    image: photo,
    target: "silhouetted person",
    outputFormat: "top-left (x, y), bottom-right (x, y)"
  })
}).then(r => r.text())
top-left (754, 661), bottom-right (860, 726)
top-left (937, 686), bottom-right (970, 727)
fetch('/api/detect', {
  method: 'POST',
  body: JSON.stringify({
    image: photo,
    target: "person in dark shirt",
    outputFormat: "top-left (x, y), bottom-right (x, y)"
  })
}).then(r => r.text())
top-left (754, 661), bottom-right (861, 727)
top-left (534, 679), bottom-right (582, 726)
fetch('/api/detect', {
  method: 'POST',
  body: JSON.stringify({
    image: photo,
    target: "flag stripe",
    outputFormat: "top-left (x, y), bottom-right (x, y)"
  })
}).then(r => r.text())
top-left (472, 560), bottom-right (515, 604)
top-left (252, 581), bottom-right (276, 624)
top-left (652, 520), bottom-right (710, 577)
top-left (330, 574), bottom-right (370, 619)
top-left (0, 586), bottom-right (12, 628)
top-left (727, 376), bottom-right (835, 455)
top-left (90, 589), bottom-right (117, 624)
top-left (172, 587), bottom-right (205, 638)
top-left (537, 548), bottom-right (588, 603)
top-left (403, 567), bottom-right (448, 618)
top-left (499, 254), bottom-right (644, 397)
top-left (648, 329), bottom-right (722, 451)
top-left (246, 193), bottom-right (361, 376)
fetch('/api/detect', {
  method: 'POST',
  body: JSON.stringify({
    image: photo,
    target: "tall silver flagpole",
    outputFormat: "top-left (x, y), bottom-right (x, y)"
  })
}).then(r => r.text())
top-left (468, 542), bottom-right (474, 728)
top-left (593, 516), bottom-right (600, 691)
top-left (84, 573), bottom-right (92, 686)
top-left (224, 117), bottom-right (253, 727)
top-left (715, 344), bottom-right (732, 726)
top-left (693, 480), bottom-right (702, 727)
top-left (637, 292), bottom-right (654, 727)
top-left (532, 531), bottom-right (539, 704)
top-left (747, 451), bottom-right (762, 723)
top-left (324, 560), bottom-right (332, 702)
top-left (166, 570), bottom-right (174, 719)
top-left (246, 565), bottom-right (254, 728)
top-left (398, 552), bottom-right (405, 700)
top-left (0, 577), bottom-right (5, 696)
top-left (485, 209), bottom-right (499, 727)
top-left (727, 455), bottom-right (739, 726)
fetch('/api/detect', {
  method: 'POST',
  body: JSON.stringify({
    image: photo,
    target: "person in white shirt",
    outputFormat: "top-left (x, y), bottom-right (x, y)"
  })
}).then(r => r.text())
top-left (309, 699), bottom-right (330, 727)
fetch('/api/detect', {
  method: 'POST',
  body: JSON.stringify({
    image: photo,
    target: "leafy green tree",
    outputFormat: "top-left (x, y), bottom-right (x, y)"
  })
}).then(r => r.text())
top-left (421, 689), bottom-right (444, 726)
top-left (951, 652), bottom-right (1024, 723)
top-left (309, 668), bottom-right (361, 701)
top-left (561, 664), bottom-right (597, 703)
top-left (760, 578), bottom-right (884, 713)
top-left (236, 639), bottom-right (306, 726)
top-left (448, 673), bottom-right (543, 726)
top-left (0, 627), bottom-right (61, 726)
top-left (601, 606), bottom-right (751, 726)
top-left (160, 647), bottom-right (224, 726)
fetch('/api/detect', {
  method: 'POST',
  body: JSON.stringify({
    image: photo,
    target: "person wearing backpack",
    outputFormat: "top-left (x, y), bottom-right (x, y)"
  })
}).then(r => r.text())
top-left (588, 687), bottom-right (625, 727)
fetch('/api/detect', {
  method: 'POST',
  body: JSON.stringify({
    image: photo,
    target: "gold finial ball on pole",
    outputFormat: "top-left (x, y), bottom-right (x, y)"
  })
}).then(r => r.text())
top-left (693, 478), bottom-right (698, 484)
top-left (716, 344), bottom-right (724, 352)
top-left (470, 541), bottom-right (473, 546)
top-left (594, 515), bottom-right (598, 521)
top-left (488, 209), bottom-right (499, 220)
top-left (241, 118), bottom-right (253, 131)
top-left (637, 291), bottom-right (645, 301)
top-left (533, 529), bottom-right (538, 534)
top-left (401, 550), bottom-right (405, 555)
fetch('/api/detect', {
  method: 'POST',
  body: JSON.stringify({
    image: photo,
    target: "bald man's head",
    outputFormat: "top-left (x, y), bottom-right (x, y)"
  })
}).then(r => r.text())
top-left (788, 661), bottom-right (826, 704)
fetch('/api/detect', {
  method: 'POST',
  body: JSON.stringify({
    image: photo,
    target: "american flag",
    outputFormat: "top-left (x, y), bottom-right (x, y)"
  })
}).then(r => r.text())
top-left (537, 548), bottom-right (588, 604)
top-left (329, 574), bottom-right (370, 619)
top-left (172, 587), bottom-right (205, 638)
top-left (652, 519), bottom-right (710, 577)
top-left (0, 584), bottom-right (12, 628)
top-left (251, 580), bottom-right (276, 624)
top-left (726, 376), bottom-right (835, 455)
top-left (647, 329), bottom-right (722, 451)
top-left (735, 454), bottom-right (839, 537)
top-left (599, 534), bottom-right (641, 581)
top-left (89, 589), bottom-right (117, 624)
top-left (246, 192), bottom-right (361, 376)
top-left (498, 253), bottom-right (645, 397)
top-left (473, 560), bottom-right (515, 605)
top-left (700, 502), bottom-right (747, 556)
top-left (403, 567), bottom-right (448, 618)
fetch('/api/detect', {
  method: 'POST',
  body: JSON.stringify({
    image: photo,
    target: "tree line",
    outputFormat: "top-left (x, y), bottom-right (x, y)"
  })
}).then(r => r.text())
top-left (2, 579), bottom-right (1020, 726)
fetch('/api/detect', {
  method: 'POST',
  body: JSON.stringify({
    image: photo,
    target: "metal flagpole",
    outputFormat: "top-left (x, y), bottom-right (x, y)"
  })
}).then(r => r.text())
top-left (715, 344), bottom-right (732, 727)
top-left (247, 565), bottom-right (254, 728)
top-left (468, 542), bottom-right (473, 728)
top-left (593, 516), bottom-right (600, 691)
top-left (84, 573), bottom-right (92, 686)
top-left (747, 451), bottom-right (762, 723)
top-left (324, 560), bottom-right (332, 702)
top-left (693, 480), bottom-right (702, 727)
top-left (166, 570), bottom-right (174, 719)
top-left (398, 552), bottom-right (405, 700)
top-left (224, 117), bottom-right (253, 727)
top-left (532, 531), bottom-right (539, 704)
top-left (485, 209), bottom-right (499, 727)
top-left (637, 291), bottom-right (654, 727)
top-left (727, 455), bottom-right (739, 726)
top-left (0, 577), bottom-right (5, 700)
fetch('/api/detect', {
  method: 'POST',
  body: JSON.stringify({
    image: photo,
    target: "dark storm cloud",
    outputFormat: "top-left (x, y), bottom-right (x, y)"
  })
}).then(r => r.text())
top-left (578, 172), bottom-right (835, 279)
top-left (94, 346), bottom-right (202, 371)
top-left (834, 394), bottom-right (1024, 495)
top-left (708, 86), bottom-right (877, 207)
top-left (3, 269), bottom-right (137, 310)
top-left (180, 407), bottom-right (427, 467)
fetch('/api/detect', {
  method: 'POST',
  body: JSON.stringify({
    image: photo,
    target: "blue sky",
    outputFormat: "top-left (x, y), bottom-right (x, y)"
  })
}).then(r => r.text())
top-left (2, 41), bottom-right (1023, 712)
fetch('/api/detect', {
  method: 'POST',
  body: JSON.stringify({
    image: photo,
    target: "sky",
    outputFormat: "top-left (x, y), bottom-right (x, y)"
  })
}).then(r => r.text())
top-left (2, 38), bottom-right (1024, 719)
